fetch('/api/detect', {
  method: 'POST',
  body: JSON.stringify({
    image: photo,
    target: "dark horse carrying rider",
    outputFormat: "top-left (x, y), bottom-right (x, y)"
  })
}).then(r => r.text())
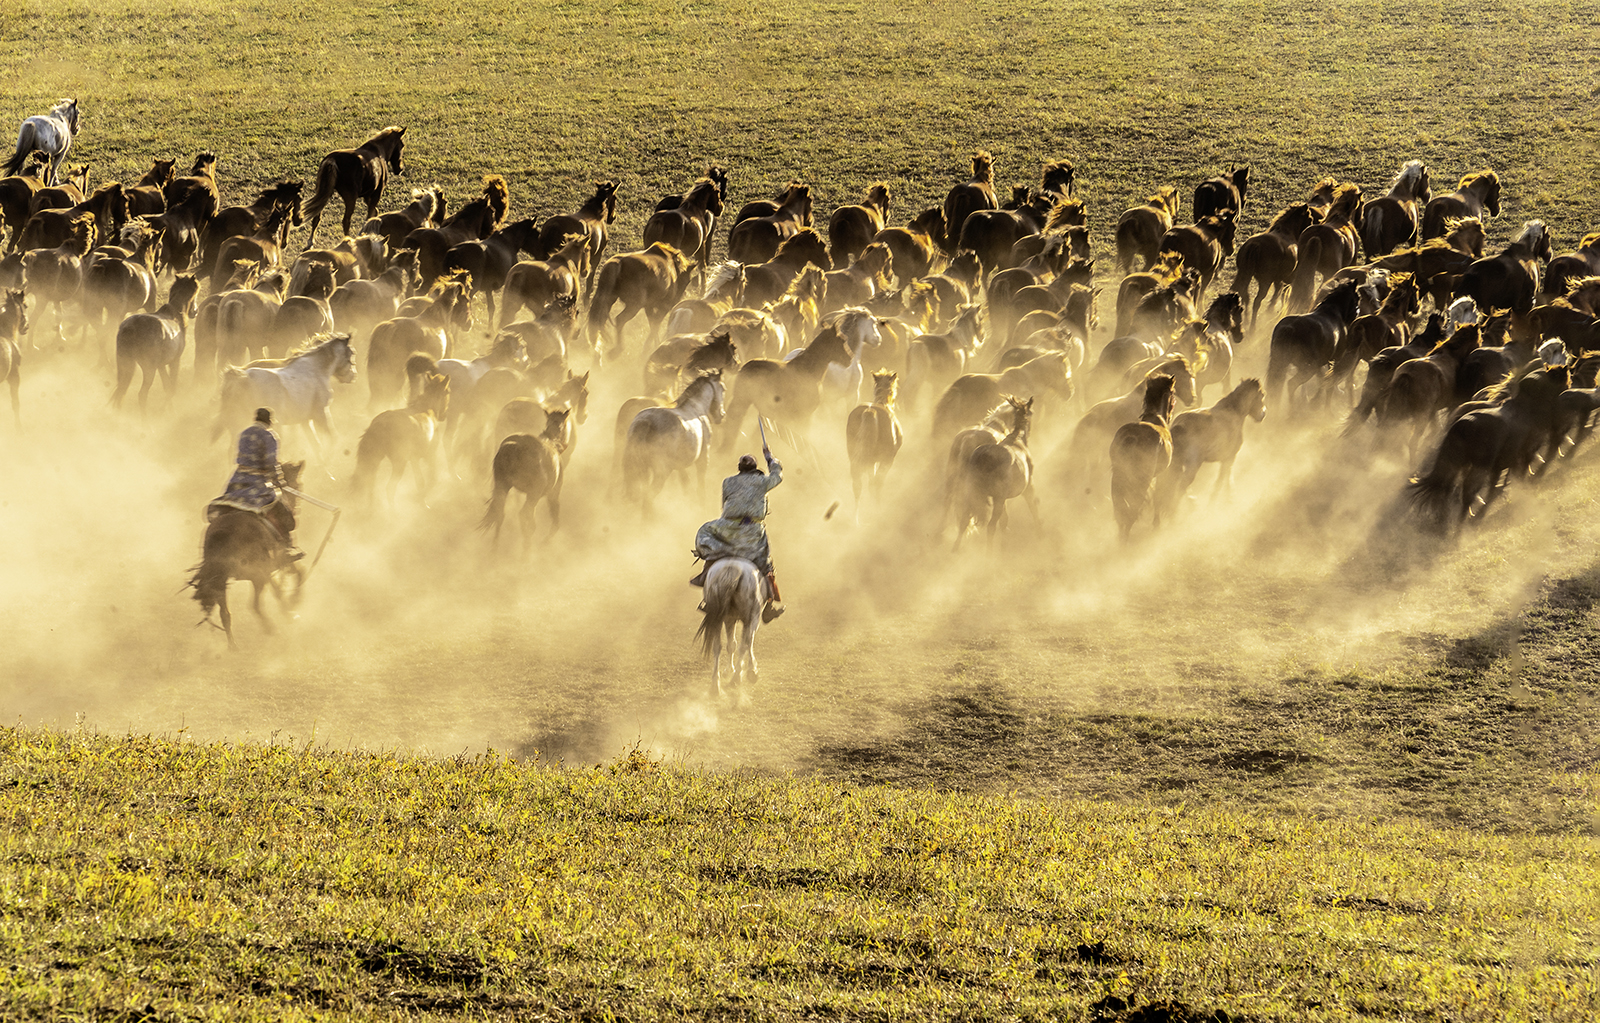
top-left (691, 441), bottom-right (786, 622)
top-left (209, 407), bottom-right (303, 563)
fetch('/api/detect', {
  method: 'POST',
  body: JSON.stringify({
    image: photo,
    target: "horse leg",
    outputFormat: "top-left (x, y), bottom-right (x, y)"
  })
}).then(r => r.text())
top-left (709, 618), bottom-right (723, 699)
top-left (251, 580), bottom-right (274, 634)
top-left (1211, 457), bottom-right (1236, 500)
top-left (217, 584), bottom-right (235, 649)
top-left (138, 364), bottom-right (156, 417)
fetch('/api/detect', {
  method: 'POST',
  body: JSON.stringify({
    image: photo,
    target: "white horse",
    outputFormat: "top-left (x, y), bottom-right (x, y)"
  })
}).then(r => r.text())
top-left (7, 99), bottom-right (79, 185)
top-left (621, 371), bottom-right (725, 514)
top-left (214, 333), bottom-right (357, 449)
top-left (812, 306), bottom-right (883, 405)
top-left (696, 557), bottom-right (765, 697)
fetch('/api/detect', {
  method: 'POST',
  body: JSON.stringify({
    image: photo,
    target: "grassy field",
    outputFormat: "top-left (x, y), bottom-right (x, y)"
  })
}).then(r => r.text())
top-left (2, 727), bottom-right (1596, 1021)
top-left (3, 2), bottom-right (1600, 1019)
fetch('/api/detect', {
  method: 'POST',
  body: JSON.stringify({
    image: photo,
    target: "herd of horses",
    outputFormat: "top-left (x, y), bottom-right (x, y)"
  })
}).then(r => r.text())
top-left (9, 99), bottom-right (1600, 692)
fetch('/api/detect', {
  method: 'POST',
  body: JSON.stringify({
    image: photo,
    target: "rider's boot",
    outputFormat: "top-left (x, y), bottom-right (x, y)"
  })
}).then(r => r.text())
top-left (762, 571), bottom-right (785, 622)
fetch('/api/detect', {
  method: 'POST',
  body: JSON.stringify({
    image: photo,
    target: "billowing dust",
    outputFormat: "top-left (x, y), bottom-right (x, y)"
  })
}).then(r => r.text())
top-left (2, 295), bottom-right (1594, 783)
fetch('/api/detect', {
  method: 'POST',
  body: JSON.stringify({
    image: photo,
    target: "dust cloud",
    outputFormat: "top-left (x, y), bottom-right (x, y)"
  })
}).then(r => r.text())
top-left (3, 300), bottom-right (1594, 784)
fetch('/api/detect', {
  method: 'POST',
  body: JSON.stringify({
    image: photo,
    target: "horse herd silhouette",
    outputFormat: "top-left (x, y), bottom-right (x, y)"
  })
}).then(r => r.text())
top-left (7, 99), bottom-right (1600, 688)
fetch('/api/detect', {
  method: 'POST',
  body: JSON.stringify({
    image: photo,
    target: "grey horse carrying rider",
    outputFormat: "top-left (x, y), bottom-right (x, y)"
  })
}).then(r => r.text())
top-left (691, 440), bottom-right (786, 622)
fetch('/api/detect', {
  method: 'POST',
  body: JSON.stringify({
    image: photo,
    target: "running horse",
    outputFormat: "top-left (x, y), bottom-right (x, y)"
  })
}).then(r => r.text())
top-left (6, 99), bottom-right (79, 185)
top-left (214, 333), bottom-right (358, 448)
top-left (622, 370), bottom-right (726, 515)
top-left (697, 556), bottom-right (767, 698)
top-left (189, 460), bottom-right (306, 648)
top-left (301, 126), bottom-right (406, 247)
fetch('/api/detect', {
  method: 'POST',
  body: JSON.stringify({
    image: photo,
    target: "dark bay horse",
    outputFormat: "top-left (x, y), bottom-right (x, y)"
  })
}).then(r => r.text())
top-left (302, 126), bottom-right (406, 247)
top-left (112, 275), bottom-right (200, 413)
top-left (190, 461), bottom-right (305, 648)
top-left (403, 175), bottom-right (509, 290)
top-left (827, 183), bottom-right (892, 268)
top-left (198, 181), bottom-right (304, 277)
top-left (1265, 277), bottom-right (1362, 411)
top-left (1110, 375), bottom-right (1176, 539)
top-left (124, 158), bottom-right (175, 217)
top-left (481, 408), bottom-right (570, 546)
top-left (0, 150), bottom-right (50, 253)
top-left (1359, 160), bottom-right (1430, 258)
top-left (941, 151), bottom-right (997, 255)
top-left (1115, 187), bottom-right (1179, 273)
top-left (586, 242), bottom-right (696, 360)
top-left (1455, 220), bottom-right (1552, 316)
top-left (1193, 166), bottom-right (1249, 221)
top-left (728, 182), bottom-right (812, 265)
top-left (1230, 202), bottom-right (1322, 329)
top-left (535, 180), bottom-right (618, 300)
top-left (645, 171), bottom-right (726, 279)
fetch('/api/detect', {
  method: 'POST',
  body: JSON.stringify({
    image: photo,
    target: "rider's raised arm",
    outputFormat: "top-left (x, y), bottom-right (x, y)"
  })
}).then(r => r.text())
top-left (764, 456), bottom-right (783, 490)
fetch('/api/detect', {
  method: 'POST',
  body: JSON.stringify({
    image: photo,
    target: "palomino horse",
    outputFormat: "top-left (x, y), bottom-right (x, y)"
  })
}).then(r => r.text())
top-left (480, 407), bottom-right (570, 547)
top-left (111, 276), bottom-right (200, 413)
top-left (586, 242), bottom-right (696, 360)
top-left (644, 170), bottom-right (726, 279)
top-left (1115, 187), bottom-right (1180, 273)
top-left (215, 333), bottom-right (357, 446)
top-left (622, 371), bottom-right (725, 514)
top-left (1421, 170), bottom-right (1500, 240)
top-left (827, 183), bottom-right (892, 268)
top-left (1155, 377), bottom-right (1267, 521)
top-left (941, 151), bottom-right (997, 255)
top-left (535, 180), bottom-right (618, 300)
top-left (1193, 167), bottom-right (1249, 221)
top-left (1360, 159), bottom-right (1430, 257)
top-left (728, 182), bottom-right (813, 265)
top-left (6, 99), bottom-right (79, 184)
top-left (190, 461), bottom-right (305, 648)
top-left (698, 557), bottom-right (766, 697)
top-left (1110, 374), bottom-right (1177, 540)
top-left (1230, 202), bottom-right (1322, 329)
top-left (0, 288), bottom-right (24, 425)
top-left (302, 127), bottom-right (406, 247)
top-left (846, 371), bottom-right (904, 513)
top-left (353, 371), bottom-right (450, 508)
top-left (739, 228), bottom-right (830, 310)
top-left (952, 395), bottom-right (1038, 549)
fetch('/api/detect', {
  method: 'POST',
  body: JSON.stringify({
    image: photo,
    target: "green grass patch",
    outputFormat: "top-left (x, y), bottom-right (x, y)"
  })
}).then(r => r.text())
top-left (2, 728), bottom-right (1597, 1020)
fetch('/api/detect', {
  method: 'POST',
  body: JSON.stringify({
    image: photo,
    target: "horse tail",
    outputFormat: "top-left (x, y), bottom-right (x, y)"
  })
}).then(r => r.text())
top-left (1407, 423), bottom-right (1471, 527)
top-left (302, 156), bottom-right (339, 228)
top-left (1379, 370), bottom-right (1422, 426)
top-left (353, 419), bottom-right (385, 499)
top-left (695, 568), bottom-right (737, 660)
top-left (189, 533), bottom-right (231, 620)
top-left (1290, 235), bottom-right (1324, 309)
top-left (586, 258), bottom-right (621, 343)
top-left (478, 438), bottom-right (518, 535)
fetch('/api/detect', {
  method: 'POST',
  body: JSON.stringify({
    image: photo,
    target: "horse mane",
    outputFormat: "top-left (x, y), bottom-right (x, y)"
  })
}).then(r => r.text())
top-left (1566, 275), bottom-right (1600, 296)
top-left (488, 331), bottom-right (525, 362)
top-left (1325, 183), bottom-right (1362, 223)
top-left (1216, 377), bottom-right (1263, 412)
top-left (481, 174), bottom-right (509, 228)
top-left (1140, 374), bottom-right (1176, 419)
top-left (1514, 220), bottom-right (1546, 248)
top-left (188, 152), bottom-right (218, 176)
top-left (1377, 272), bottom-right (1416, 314)
top-left (970, 150), bottom-right (994, 185)
top-left (704, 260), bottom-right (744, 299)
top-left (580, 180), bottom-right (617, 217)
top-left (1457, 169), bottom-right (1498, 191)
top-left (1395, 159), bottom-right (1426, 189)
top-left (286, 331), bottom-right (352, 360)
top-left (1576, 232), bottom-right (1600, 251)
top-left (865, 182), bottom-right (892, 208)
top-left (908, 207), bottom-right (945, 237)
top-left (773, 228), bottom-right (825, 259)
top-left (367, 125), bottom-right (405, 145)
top-left (782, 264), bottom-right (822, 300)
top-left (674, 370), bottom-right (721, 408)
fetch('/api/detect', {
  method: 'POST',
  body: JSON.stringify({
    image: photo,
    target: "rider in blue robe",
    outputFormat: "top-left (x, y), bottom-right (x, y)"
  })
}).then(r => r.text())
top-left (209, 407), bottom-right (301, 558)
top-left (692, 450), bottom-right (785, 621)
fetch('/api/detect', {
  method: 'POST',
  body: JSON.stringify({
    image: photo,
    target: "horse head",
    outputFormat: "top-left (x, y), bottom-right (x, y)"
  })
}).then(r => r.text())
top-left (55, 98), bottom-right (79, 135)
top-left (1041, 159), bottom-right (1075, 198)
top-left (384, 126), bottom-right (406, 175)
top-left (190, 152), bottom-right (218, 178)
top-left (331, 333), bottom-right (357, 382)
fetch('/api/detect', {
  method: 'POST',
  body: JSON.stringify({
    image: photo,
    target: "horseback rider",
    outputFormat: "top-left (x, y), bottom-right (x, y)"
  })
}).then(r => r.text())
top-left (690, 442), bottom-right (786, 622)
top-left (209, 407), bottom-right (304, 563)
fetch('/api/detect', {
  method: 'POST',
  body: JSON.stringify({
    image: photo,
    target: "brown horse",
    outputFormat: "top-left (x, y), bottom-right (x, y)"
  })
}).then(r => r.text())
top-left (721, 324), bottom-right (852, 443)
top-left (1542, 232), bottom-right (1600, 302)
top-left (872, 207), bottom-right (944, 284)
top-left (208, 200), bottom-right (298, 293)
top-left (361, 186), bottom-right (444, 251)
top-left (124, 158), bottom-right (175, 218)
top-left (827, 183), bottom-right (892, 268)
top-left (366, 272), bottom-right (470, 407)
top-left (645, 170), bottom-right (727, 277)
top-left (941, 151), bottom-right (998, 256)
top-left (952, 395), bottom-right (1037, 549)
top-left (81, 223), bottom-right (160, 337)
top-left (404, 175), bottom-right (510, 290)
top-left (147, 188), bottom-right (215, 274)
top-left (0, 150), bottom-right (50, 253)
top-left (645, 329), bottom-right (739, 398)
top-left (480, 408), bottom-right (570, 547)
top-left (821, 242), bottom-right (891, 313)
top-left (1289, 183), bottom-right (1363, 311)
top-left (845, 370), bottom-right (904, 513)
top-left (1110, 374), bottom-right (1176, 539)
top-left (1193, 167), bottom-right (1249, 221)
top-left (535, 179), bottom-right (618, 299)
top-left (189, 461), bottom-right (305, 648)
top-left (164, 153), bottom-right (220, 229)
top-left (0, 289), bottom-right (24, 425)
top-left (28, 162), bottom-right (89, 213)
top-left (1157, 211), bottom-right (1237, 298)
top-left (739, 229), bottom-right (831, 310)
top-left (20, 212), bottom-right (94, 341)
top-left (1230, 202), bottom-right (1322, 328)
top-left (353, 370), bottom-right (450, 508)
top-left (1378, 323), bottom-right (1484, 462)
top-left (1265, 277), bottom-right (1363, 411)
top-left (442, 216), bottom-right (545, 328)
top-left (1330, 272), bottom-right (1420, 403)
top-left (302, 127), bottom-right (406, 247)
top-left (1155, 377), bottom-right (1266, 520)
top-left (904, 303), bottom-right (983, 411)
top-left (198, 180), bottom-right (304, 277)
top-left (17, 180), bottom-right (124, 253)
top-left (500, 234), bottom-right (591, 326)
top-left (111, 275), bottom-right (200, 413)
top-left (931, 351), bottom-right (1073, 440)
top-left (586, 243), bottom-right (696, 360)
top-left (1359, 160), bottom-right (1430, 258)
top-left (1455, 220), bottom-right (1551, 316)
top-left (728, 182), bottom-right (813, 264)
top-left (1421, 170), bottom-right (1500, 240)
top-left (958, 190), bottom-right (1054, 277)
top-left (1115, 186), bottom-right (1180, 273)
